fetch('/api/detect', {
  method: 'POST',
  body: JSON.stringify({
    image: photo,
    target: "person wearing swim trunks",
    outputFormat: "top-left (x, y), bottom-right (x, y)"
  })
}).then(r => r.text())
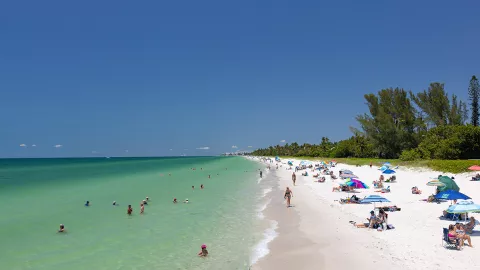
top-left (284, 187), bottom-right (293, 207)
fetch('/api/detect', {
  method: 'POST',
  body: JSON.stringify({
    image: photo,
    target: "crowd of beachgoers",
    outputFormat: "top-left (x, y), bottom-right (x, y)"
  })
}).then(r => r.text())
top-left (251, 156), bottom-right (480, 270)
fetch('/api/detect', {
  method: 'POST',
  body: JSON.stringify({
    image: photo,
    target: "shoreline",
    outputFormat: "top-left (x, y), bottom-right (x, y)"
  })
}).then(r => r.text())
top-left (250, 157), bottom-right (480, 270)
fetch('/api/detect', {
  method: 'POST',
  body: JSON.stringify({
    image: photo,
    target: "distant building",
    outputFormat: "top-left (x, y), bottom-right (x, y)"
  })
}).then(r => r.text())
top-left (221, 151), bottom-right (251, 156)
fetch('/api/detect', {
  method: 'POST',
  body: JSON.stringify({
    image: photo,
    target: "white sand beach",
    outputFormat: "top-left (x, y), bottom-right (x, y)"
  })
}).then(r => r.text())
top-left (251, 158), bottom-right (480, 270)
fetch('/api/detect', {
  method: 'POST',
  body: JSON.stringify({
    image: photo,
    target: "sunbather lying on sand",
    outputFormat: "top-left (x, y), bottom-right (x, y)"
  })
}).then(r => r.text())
top-left (411, 186), bottom-right (422, 194)
top-left (332, 185), bottom-right (353, 192)
top-left (316, 177), bottom-right (325, 183)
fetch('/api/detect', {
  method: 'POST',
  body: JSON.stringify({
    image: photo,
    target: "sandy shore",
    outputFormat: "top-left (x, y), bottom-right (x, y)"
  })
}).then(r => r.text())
top-left (251, 158), bottom-right (480, 270)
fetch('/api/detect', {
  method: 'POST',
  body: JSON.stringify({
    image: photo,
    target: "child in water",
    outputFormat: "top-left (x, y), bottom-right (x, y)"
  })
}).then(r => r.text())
top-left (198, 244), bottom-right (208, 257)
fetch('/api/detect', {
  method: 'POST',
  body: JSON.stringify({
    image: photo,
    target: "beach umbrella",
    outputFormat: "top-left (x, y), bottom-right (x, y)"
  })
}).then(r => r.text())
top-left (426, 180), bottom-right (446, 187)
top-left (362, 195), bottom-right (390, 203)
top-left (361, 194), bottom-right (390, 208)
top-left (340, 173), bottom-right (358, 179)
top-left (446, 200), bottom-right (480, 214)
top-left (468, 165), bottom-right (480, 171)
top-left (382, 169), bottom-right (396, 174)
top-left (435, 190), bottom-right (471, 201)
top-left (378, 165), bottom-right (388, 171)
top-left (345, 179), bottom-right (369, 189)
top-left (437, 176), bottom-right (460, 193)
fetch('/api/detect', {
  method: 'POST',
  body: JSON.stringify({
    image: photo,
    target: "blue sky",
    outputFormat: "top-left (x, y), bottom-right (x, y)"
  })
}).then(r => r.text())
top-left (1, 0), bottom-right (479, 157)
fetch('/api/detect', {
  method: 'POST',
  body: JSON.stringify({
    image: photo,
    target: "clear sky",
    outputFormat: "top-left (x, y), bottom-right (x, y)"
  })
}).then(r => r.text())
top-left (1, 0), bottom-right (479, 158)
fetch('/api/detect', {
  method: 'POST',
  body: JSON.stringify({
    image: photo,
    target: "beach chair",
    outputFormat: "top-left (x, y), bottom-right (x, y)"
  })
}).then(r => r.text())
top-left (442, 228), bottom-right (460, 250)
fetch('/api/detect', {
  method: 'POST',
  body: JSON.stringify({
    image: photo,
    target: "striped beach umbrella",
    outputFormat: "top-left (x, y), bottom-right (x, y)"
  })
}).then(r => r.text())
top-left (426, 180), bottom-right (445, 187)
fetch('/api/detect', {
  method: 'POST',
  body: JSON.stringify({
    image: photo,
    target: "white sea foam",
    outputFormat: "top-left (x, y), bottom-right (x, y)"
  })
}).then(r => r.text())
top-left (256, 198), bottom-right (271, 219)
top-left (250, 220), bottom-right (279, 266)
top-left (262, 187), bottom-right (272, 197)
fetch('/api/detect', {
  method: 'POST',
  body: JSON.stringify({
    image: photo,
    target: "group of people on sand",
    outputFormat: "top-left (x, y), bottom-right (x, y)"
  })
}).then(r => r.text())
top-left (352, 209), bottom-right (389, 231)
top-left (448, 220), bottom-right (475, 249)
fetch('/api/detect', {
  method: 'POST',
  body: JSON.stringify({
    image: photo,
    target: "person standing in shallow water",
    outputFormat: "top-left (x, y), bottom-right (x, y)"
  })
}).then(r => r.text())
top-left (260, 171), bottom-right (263, 178)
top-left (284, 187), bottom-right (293, 207)
top-left (140, 203), bottom-right (144, 214)
top-left (127, 205), bottom-right (133, 215)
top-left (292, 172), bottom-right (296, 186)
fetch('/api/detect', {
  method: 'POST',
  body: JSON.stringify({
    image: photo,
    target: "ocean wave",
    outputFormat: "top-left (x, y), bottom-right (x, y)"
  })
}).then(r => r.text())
top-left (250, 220), bottom-right (279, 266)
top-left (261, 187), bottom-right (272, 197)
top-left (256, 198), bottom-right (271, 219)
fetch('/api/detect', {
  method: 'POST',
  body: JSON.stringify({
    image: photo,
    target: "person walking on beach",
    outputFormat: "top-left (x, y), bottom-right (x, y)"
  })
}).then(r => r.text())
top-left (284, 187), bottom-right (293, 207)
top-left (370, 161), bottom-right (372, 168)
top-left (292, 172), bottom-right (296, 186)
top-left (127, 205), bottom-right (133, 215)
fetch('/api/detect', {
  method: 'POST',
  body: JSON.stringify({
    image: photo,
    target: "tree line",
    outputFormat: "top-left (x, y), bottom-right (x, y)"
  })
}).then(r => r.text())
top-left (252, 76), bottom-right (480, 160)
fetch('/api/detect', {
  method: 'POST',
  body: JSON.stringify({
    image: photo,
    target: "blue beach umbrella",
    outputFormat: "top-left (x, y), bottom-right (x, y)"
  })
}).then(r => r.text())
top-left (378, 165), bottom-right (388, 171)
top-left (382, 169), bottom-right (396, 174)
top-left (435, 190), bottom-right (471, 201)
top-left (362, 195), bottom-right (390, 203)
top-left (361, 195), bottom-right (391, 208)
top-left (446, 200), bottom-right (480, 214)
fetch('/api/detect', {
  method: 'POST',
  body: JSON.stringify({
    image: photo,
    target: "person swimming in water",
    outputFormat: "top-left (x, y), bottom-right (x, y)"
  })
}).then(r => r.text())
top-left (127, 205), bottom-right (133, 215)
top-left (208, 175), bottom-right (210, 179)
top-left (140, 203), bottom-right (144, 214)
top-left (201, 184), bottom-right (204, 189)
top-left (183, 199), bottom-right (189, 203)
top-left (146, 196), bottom-right (149, 201)
top-left (192, 185), bottom-right (194, 190)
top-left (173, 198), bottom-right (177, 203)
top-left (142, 199), bottom-right (148, 205)
top-left (85, 201), bottom-right (90, 207)
top-left (58, 224), bottom-right (65, 233)
top-left (113, 201), bottom-right (117, 206)
top-left (198, 244), bottom-right (208, 257)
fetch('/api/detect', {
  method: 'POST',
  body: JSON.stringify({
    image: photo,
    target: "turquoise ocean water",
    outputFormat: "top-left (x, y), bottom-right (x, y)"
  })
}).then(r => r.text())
top-left (0, 157), bottom-right (264, 270)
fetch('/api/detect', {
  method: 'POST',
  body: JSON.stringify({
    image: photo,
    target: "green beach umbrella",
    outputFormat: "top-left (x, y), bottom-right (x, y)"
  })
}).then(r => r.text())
top-left (436, 176), bottom-right (460, 193)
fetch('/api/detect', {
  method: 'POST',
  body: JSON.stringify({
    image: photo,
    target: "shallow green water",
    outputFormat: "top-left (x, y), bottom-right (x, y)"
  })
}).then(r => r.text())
top-left (0, 157), bottom-right (261, 270)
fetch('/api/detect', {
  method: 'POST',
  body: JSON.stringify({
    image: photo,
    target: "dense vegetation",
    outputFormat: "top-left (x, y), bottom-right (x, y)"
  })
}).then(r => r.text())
top-left (253, 78), bottom-right (480, 161)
